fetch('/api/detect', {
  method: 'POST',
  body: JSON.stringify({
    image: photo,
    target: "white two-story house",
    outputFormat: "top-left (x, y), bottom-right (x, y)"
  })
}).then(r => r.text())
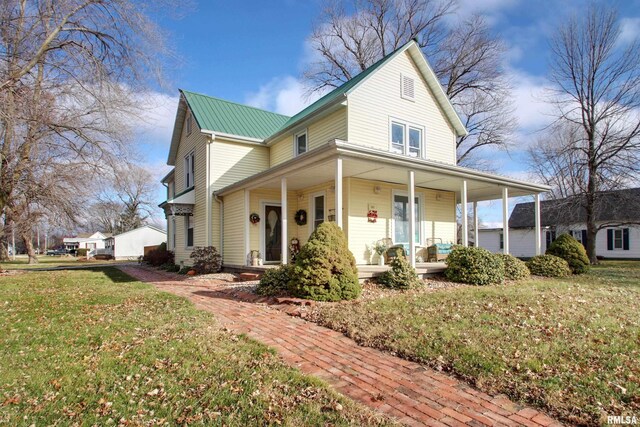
top-left (160, 40), bottom-right (550, 267)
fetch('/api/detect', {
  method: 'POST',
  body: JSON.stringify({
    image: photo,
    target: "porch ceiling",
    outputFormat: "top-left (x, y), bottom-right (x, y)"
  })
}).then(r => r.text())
top-left (217, 140), bottom-right (550, 202)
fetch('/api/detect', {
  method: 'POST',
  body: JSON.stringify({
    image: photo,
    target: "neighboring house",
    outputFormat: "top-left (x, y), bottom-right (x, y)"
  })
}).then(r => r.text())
top-left (479, 188), bottom-right (640, 259)
top-left (160, 39), bottom-right (549, 267)
top-left (63, 232), bottom-right (109, 256)
top-left (104, 225), bottom-right (167, 260)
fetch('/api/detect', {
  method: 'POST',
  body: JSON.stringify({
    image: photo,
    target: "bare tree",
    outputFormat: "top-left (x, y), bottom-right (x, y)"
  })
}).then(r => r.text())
top-left (539, 3), bottom-right (640, 263)
top-left (89, 163), bottom-right (157, 234)
top-left (304, 0), bottom-right (515, 165)
top-left (0, 0), bottom-right (175, 266)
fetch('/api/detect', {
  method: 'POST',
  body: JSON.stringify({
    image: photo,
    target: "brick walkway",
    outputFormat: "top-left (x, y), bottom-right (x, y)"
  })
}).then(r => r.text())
top-left (119, 266), bottom-right (561, 427)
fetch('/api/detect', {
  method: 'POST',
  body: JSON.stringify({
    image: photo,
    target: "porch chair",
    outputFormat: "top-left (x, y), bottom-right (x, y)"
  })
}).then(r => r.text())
top-left (426, 238), bottom-right (454, 262)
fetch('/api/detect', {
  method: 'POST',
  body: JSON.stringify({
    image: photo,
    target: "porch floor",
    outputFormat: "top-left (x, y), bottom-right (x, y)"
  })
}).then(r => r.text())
top-left (223, 262), bottom-right (447, 280)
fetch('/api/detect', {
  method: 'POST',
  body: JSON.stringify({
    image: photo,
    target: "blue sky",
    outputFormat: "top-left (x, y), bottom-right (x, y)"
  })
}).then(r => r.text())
top-left (139, 0), bottom-right (640, 226)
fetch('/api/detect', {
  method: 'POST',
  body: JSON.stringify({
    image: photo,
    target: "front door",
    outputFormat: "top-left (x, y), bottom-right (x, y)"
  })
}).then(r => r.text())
top-left (264, 205), bottom-right (282, 262)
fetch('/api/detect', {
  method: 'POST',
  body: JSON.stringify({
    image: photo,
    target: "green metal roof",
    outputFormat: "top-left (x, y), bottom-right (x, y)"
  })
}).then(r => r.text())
top-left (270, 41), bottom-right (412, 139)
top-left (181, 90), bottom-right (290, 140)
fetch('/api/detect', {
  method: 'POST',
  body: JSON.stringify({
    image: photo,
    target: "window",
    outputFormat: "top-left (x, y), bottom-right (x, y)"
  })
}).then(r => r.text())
top-left (184, 151), bottom-right (195, 189)
top-left (391, 123), bottom-right (405, 154)
top-left (185, 216), bottom-right (194, 248)
top-left (614, 229), bottom-right (623, 249)
top-left (294, 130), bottom-right (307, 156)
top-left (390, 120), bottom-right (423, 158)
top-left (393, 194), bottom-right (420, 244)
top-left (499, 233), bottom-right (504, 250)
top-left (312, 194), bottom-right (325, 230)
top-left (545, 230), bottom-right (556, 249)
top-left (607, 228), bottom-right (629, 251)
top-left (186, 112), bottom-right (192, 135)
top-left (401, 74), bottom-right (415, 101)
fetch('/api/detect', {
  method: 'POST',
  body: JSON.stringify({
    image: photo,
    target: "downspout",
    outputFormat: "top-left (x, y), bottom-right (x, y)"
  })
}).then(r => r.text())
top-left (214, 192), bottom-right (224, 260)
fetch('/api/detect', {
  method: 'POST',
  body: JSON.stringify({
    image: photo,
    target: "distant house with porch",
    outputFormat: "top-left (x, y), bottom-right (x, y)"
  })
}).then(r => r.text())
top-left (103, 225), bottom-right (166, 260)
top-left (159, 39), bottom-right (550, 268)
top-left (479, 188), bottom-right (640, 259)
top-left (63, 232), bottom-right (109, 256)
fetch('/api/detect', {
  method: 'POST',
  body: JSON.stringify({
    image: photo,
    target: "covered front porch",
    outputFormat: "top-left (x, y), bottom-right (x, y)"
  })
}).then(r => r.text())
top-left (215, 140), bottom-right (550, 268)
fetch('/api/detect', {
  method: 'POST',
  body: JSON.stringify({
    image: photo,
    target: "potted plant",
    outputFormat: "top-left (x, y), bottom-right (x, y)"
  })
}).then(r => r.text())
top-left (372, 241), bottom-right (388, 266)
top-left (250, 250), bottom-right (262, 267)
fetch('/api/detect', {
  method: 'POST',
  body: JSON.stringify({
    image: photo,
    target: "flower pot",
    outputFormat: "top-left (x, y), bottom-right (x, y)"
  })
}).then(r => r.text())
top-left (378, 255), bottom-right (385, 266)
top-left (251, 258), bottom-right (259, 267)
top-left (257, 258), bottom-right (263, 266)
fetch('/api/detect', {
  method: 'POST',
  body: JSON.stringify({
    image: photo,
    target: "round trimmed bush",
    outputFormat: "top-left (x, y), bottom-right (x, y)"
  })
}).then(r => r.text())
top-left (257, 265), bottom-right (292, 296)
top-left (444, 246), bottom-right (504, 285)
top-left (526, 254), bottom-right (571, 277)
top-left (289, 222), bottom-right (361, 301)
top-left (377, 255), bottom-right (421, 289)
top-left (546, 233), bottom-right (590, 274)
top-left (497, 254), bottom-right (530, 281)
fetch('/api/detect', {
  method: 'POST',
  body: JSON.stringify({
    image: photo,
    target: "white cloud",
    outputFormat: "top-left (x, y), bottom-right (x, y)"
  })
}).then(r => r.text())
top-left (619, 17), bottom-right (640, 45)
top-left (244, 76), bottom-right (322, 116)
top-left (134, 91), bottom-right (179, 145)
top-left (453, 0), bottom-right (520, 23)
top-left (507, 69), bottom-right (554, 131)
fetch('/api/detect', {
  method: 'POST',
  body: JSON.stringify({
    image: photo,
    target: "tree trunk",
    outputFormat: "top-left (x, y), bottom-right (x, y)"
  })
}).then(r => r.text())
top-left (586, 134), bottom-right (599, 264)
top-left (0, 240), bottom-right (8, 262)
top-left (22, 232), bottom-right (38, 264)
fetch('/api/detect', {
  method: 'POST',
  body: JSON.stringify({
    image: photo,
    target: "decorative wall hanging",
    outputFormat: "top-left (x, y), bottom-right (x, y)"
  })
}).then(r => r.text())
top-left (249, 213), bottom-right (260, 224)
top-left (289, 238), bottom-right (300, 262)
top-left (367, 210), bottom-right (378, 223)
top-left (294, 209), bottom-right (307, 226)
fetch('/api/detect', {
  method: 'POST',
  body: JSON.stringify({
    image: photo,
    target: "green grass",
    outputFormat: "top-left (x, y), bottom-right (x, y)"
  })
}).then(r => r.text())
top-left (1, 255), bottom-right (130, 269)
top-left (313, 261), bottom-right (640, 426)
top-left (0, 268), bottom-right (389, 426)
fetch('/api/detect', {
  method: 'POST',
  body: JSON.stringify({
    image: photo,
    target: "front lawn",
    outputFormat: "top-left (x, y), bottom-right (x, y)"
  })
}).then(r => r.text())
top-left (1, 255), bottom-right (130, 270)
top-left (312, 261), bottom-right (640, 425)
top-left (0, 268), bottom-right (388, 426)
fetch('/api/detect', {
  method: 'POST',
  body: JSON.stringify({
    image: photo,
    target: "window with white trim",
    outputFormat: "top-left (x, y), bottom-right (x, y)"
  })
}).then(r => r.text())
top-left (294, 130), bottom-right (307, 156)
top-left (393, 194), bottom-right (420, 244)
top-left (185, 216), bottom-right (194, 248)
top-left (184, 151), bottom-right (195, 189)
top-left (401, 74), bottom-right (415, 101)
top-left (390, 120), bottom-right (423, 158)
top-left (313, 194), bottom-right (325, 230)
top-left (614, 229), bottom-right (623, 249)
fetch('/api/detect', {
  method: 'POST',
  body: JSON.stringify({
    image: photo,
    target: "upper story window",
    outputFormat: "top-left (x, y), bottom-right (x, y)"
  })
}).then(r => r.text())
top-left (184, 151), bottom-right (195, 189)
top-left (390, 120), bottom-right (423, 158)
top-left (294, 130), bottom-right (308, 156)
top-left (186, 112), bottom-right (192, 135)
top-left (401, 73), bottom-right (415, 101)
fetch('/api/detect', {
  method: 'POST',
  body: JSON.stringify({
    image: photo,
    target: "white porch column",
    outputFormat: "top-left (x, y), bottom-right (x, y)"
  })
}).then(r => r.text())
top-left (473, 201), bottom-right (479, 248)
top-left (335, 157), bottom-right (343, 228)
top-left (461, 180), bottom-right (468, 246)
top-left (281, 177), bottom-right (288, 265)
top-left (502, 187), bottom-right (509, 254)
top-left (534, 193), bottom-right (541, 255)
top-left (408, 170), bottom-right (416, 268)
top-left (244, 190), bottom-right (250, 265)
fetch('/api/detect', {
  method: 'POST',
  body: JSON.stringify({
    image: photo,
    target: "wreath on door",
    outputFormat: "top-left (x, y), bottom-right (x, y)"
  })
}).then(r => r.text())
top-left (294, 209), bottom-right (307, 226)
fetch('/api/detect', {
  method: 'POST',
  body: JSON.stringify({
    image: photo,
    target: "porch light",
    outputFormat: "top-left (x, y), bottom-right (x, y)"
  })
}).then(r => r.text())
top-left (373, 185), bottom-right (381, 194)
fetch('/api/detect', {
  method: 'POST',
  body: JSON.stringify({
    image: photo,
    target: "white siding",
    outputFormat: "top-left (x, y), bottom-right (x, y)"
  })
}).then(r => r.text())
top-left (347, 51), bottom-right (457, 164)
top-left (113, 227), bottom-right (167, 260)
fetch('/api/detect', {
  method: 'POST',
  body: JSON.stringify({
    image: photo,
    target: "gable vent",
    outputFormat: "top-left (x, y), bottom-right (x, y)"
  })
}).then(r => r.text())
top-left (401, 74), bottom-right (415, 100)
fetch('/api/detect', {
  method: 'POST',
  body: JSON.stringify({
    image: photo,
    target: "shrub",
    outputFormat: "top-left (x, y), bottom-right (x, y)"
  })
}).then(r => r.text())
top-left (444, 246), bottom-right (504, 285)
top-left (189, 246), bottom-right (222, 274)
top-left (161, 263), bottom-right (180, 273)
top-left (526, 254), bottom-right (572, 277)
top-left (289, 222), bottom-right (360, 301)
top-left (497, 254), bottom-right (530, 281)
top-left (546, 233), bottom-right (590, 274)
top-left (76, 248), bottom-right (88, 258)
top-left (177, 266), bottom-right (191, 275)
top-left (143, 245), bottom-right (174, 267)
top-left (377, 255), bottom-right (421, 289)
top-left (257, 265), bottom-right (293, 296)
